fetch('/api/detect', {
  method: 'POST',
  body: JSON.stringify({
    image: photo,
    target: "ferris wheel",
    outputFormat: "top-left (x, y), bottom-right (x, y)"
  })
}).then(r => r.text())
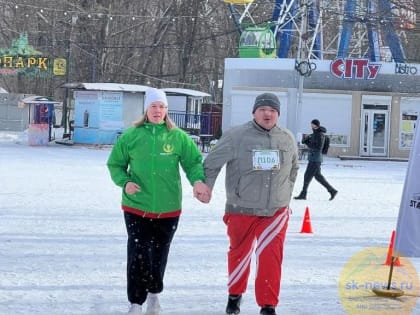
top-left (336, 0), bottom-right (415, 63)
top-left (223, 0), bottom-right (322, 60)
top-left (223, 0), bottom-right (256, 30)
top-left (223, 0), bottom-right (414, 63)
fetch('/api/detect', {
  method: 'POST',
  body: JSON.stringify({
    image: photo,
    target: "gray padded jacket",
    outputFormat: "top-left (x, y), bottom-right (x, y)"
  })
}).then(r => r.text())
top-left (204, 120), bottom-right (299, 216)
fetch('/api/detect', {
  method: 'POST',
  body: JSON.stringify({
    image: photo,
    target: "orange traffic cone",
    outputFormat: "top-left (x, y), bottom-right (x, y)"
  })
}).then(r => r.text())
top-left (300, 207), bottom-right (313, 234)
top-left (383, 230), bottom-right (402, 267)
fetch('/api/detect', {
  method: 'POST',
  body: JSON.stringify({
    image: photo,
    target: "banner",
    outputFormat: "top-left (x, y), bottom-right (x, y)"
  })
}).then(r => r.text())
top-left (0, 34), bottom-right (66, 77)
top-left (394, 115), bottom-right (420, 257)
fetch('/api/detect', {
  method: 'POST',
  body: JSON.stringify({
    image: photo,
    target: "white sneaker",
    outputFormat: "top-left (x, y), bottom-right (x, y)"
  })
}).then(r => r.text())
top-left (146, 293), bottom-right (161, 315)
top-left (127, 303), bottom-right (142, 315)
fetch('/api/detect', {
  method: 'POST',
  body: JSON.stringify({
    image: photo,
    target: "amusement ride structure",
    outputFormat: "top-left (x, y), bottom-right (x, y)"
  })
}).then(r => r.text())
top-left (224, 0), bottom-right (416, 68)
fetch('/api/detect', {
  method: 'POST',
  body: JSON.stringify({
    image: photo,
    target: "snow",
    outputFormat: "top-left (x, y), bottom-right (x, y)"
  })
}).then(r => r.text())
top-left (1, 130), bottom-right (420, 315)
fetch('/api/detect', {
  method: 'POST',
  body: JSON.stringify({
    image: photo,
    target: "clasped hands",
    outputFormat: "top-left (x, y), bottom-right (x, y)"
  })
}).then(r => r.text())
top-left (125, 181), bottom-right (211, 204)
top-left (193, 181), bottom-right (212, 204)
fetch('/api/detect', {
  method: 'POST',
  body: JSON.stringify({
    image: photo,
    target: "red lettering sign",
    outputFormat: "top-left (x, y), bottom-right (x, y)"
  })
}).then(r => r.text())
top-left (330, 58), bottom-right (381, 79)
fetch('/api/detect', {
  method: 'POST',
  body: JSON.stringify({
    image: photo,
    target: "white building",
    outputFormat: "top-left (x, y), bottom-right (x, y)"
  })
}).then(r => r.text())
top-left (222, 58), bottom-right (420, 159)
top-left (62, 83), bottom-right (211, 145)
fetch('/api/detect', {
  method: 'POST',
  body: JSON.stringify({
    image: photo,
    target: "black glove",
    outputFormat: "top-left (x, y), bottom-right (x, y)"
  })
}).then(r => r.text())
top-left (302, 135), bottom-right (311, 145)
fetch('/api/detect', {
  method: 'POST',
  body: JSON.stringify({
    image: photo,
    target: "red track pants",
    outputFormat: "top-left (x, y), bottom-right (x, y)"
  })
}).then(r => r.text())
top-left (223, 207), bottom-right (290, 307)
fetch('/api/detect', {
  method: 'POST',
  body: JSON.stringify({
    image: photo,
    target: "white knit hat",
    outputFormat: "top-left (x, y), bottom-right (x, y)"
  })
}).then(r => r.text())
top-left (144, 87), bottom-right (168, 109)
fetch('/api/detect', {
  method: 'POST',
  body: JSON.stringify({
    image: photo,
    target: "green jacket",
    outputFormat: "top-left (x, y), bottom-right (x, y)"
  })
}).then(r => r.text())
top-left (107, 122), bottom-right (205, 215)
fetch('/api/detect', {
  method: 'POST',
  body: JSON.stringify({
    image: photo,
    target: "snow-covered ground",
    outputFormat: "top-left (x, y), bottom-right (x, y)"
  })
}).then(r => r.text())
top-left (1, 130), bottom-right (419, 315)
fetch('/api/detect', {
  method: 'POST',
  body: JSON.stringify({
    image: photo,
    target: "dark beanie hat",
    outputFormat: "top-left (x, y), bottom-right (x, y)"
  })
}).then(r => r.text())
top-left (311, 119), bottom-right (320, 127)
top-left (252, 93), bottom-right (280, 114)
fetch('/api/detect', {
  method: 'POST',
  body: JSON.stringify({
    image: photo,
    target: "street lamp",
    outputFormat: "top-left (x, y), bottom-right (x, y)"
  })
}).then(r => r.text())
top-left (62, 13), bottom-right (78, 136)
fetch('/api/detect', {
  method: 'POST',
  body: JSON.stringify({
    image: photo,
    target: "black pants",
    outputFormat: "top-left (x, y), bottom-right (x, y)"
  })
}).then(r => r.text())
top-left (302, 161), bottom-right (334, 193)
top-left (124, 211), bottom-right (179, 304)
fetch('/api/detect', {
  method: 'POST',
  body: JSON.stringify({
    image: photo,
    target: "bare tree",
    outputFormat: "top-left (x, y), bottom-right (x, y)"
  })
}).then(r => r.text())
top-left (0, 0), bottom-right (419, 105)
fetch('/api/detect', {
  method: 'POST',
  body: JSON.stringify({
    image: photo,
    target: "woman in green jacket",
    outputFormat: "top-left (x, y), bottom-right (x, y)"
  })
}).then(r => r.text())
top-left (107, 87), bottom-right (210, 315)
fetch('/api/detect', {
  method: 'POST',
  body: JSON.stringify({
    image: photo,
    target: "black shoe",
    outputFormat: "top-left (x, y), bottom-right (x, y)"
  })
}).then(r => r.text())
top-left (294, 193), bottom-right (306, 200)
top-left (226, 295), bottom-right (242, 314)
top-left (260, 306), bottom-right (276, 315)
top-left (329, 189), bottom-right (338, 201)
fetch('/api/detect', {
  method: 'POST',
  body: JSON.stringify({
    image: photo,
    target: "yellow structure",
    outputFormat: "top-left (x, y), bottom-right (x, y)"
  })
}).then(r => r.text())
top-left (224, 0), bottom-right (254, 3)
top-left (223, 0), bottom-right (256, 25)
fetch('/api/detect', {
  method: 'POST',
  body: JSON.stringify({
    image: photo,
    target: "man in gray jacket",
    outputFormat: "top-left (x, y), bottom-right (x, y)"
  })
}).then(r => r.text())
top-left (203, 93), bottom-right (299, 315)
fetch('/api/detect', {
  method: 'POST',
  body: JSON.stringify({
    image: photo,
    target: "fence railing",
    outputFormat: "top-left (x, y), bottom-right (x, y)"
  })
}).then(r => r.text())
top-left (168, 111), bottom-right (221, 137)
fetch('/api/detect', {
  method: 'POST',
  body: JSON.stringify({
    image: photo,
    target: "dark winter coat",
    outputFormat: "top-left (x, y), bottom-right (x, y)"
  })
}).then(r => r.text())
top-left (302, 126), bottom-right (327, 163)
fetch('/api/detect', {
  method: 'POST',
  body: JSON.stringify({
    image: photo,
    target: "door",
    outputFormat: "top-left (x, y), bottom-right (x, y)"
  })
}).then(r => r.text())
top-left (360, 109), bottom-right (389, 156)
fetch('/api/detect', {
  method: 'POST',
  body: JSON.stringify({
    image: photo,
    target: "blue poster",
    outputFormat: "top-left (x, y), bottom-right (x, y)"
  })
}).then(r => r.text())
top-left (99, 92), bottom-right (123, 130)
top-left (73, 90), bottom-right (123, 144)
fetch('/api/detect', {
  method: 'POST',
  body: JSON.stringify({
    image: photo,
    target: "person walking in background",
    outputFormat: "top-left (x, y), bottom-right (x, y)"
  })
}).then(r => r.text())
top-left (294, 119), bottom-right (338, 201)
top-left (203, 93), bottom-right (299, 315)
top-left (107, 87), bottom-right (211, 315)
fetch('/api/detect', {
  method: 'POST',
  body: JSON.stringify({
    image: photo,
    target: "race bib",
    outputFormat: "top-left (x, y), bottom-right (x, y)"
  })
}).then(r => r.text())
top-left (252, 150), bottom-right (280, 170)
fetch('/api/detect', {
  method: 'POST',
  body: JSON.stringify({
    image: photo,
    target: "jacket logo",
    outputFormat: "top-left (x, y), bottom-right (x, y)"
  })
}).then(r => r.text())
top-left (163, 144), bottom-right (174, 153)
